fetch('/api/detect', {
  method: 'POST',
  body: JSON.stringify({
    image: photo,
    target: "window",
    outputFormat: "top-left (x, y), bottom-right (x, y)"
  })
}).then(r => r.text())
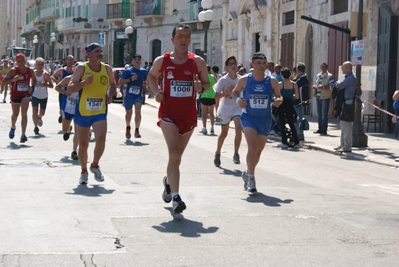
top-left (254, 32), bottom-right (260, 52)
top-left (332, 0), bottom-right (348, 15)
top-left (284, 11), bottom-right (295, 25)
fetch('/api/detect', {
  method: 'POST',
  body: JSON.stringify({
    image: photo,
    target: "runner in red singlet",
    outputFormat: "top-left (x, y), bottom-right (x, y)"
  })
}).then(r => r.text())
top-left (2, 53), bottom-right (36, 143)
top-left (148, 24), bottom-right (210, 214)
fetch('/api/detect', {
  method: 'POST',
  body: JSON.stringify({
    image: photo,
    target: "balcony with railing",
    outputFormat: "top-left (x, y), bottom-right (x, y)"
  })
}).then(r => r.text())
top-left (135, 0), bottom-right (164, 23)
top-left (57, 17), bottom-right (75, 33)
top-left (107, 3), bottom-right (133, 21)
top-left (40, 7), bottom-right (60, 21)
top-left (74, 18), bottom-right (109, 32)
top-left (22, 20), bottom-right (36, 35)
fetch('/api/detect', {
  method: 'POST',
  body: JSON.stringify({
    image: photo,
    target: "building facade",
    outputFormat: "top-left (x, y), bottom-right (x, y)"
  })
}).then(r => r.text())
top-left (5, 0), bottom-right (399, 132)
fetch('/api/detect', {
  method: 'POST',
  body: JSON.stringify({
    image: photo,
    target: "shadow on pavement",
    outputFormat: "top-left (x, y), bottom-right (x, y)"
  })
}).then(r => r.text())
top-left (123, 140), bottom-right (149, 146)
top-left (7, 142), bottom-right (32, 149)
top-left (219, 167), bottom-right (242, 177)
top-left (244, 192), bottom-right (293, 207)
top-left (59, 156), bottom-right (81, 165)
top-left (152, 208), bottom-right (219, 237)
top-left (65, 184), bottom-right (115, 197)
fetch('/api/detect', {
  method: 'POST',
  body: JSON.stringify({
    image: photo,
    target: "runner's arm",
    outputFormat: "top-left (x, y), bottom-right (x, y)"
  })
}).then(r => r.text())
top-left (105, 64), bottom-right (116, 103)
top-left (148, 56), bottom-right (163, 96)
top-left (67, 65), bottom-right (87, 93)
top-left (1, 69), bottom-right (17, 85)
top-left (195, 56), bottom-right (210, 93)
top-left (44, 72), bottom-right (53, 88)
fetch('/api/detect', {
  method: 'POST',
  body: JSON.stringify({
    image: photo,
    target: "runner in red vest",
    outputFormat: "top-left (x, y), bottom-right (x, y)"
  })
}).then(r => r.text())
top-left (148, 24), bottom-right (209, 214)
top-left (2, 53), bottom-right (36, 143)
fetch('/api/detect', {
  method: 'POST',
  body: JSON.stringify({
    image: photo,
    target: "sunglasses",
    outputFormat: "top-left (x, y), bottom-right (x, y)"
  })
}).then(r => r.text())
top-left (36, 63), bottom-right (44, 66)
top-left (174, 34), bottom-right (191, 41)
top-left (228, 62), bottom-right (237, 66)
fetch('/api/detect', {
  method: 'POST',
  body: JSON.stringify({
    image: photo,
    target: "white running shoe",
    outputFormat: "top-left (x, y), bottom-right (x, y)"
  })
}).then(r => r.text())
top-left (79, 172), bottom-right (88, 184)
top-left (199, 127), bottom-right (207, 135)
top-left (90, 165), bottom-right (104, 182)
top-left (247, 176), bottom-right (257, 193)
top-left (37, 118), bottom-right (43, 127)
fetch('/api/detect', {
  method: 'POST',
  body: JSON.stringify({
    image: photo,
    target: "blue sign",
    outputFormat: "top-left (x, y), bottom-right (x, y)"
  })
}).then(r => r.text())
top-left (351, 40), bottom-right (364, 65)
top-left (98, 32), bottom-right (105, 46)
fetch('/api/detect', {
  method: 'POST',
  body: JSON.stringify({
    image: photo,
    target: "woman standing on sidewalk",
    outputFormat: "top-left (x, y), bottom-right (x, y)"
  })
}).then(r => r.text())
top-left (276, 67), bottom-right (299, 148)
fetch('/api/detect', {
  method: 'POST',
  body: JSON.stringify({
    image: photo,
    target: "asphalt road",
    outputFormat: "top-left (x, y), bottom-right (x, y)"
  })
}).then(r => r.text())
top-left (0, 91), bottom-right (398, 267)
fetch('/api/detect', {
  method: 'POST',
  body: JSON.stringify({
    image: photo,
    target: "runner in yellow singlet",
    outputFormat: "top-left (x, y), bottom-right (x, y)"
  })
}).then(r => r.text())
top-left (67, 43), bottom-right (116, 185)
top-left (0, 59), bottom-right (10, 103)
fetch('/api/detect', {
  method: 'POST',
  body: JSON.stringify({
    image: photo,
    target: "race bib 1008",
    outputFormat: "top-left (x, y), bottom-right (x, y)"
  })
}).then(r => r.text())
top-left (86, 97), bottom-right (103, 111)
top-left (170, 81), bottom-right (193, 97)
top-left (249, 94), bottom-right (268, 109)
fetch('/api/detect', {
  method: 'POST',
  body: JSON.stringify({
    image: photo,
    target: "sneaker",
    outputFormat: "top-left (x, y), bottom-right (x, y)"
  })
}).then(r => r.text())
top-left (37, 118), bottom-right (43, 127)
top-left (162, 176), bottom-right (172, 203)
top-left (71, 151), bottom-right (78, 160)
top-left (214, 153), bottom-right (221, 167)
top-left (34, 126), bottom-right (39, 135)
top-left (63, 132), bottom-right (70, 141)
top-left (277, 143), bottom-right (288, 149)
top-left (334, 145), bottom-right (343, 150)
top-left (233, 153), bottom-right (240, 164)
top-left (134, 129), bottom-right (141, 138)
top-left (126, 126), bottom-right (131, 139)
top-left (242, 170), bottom-right (249, 191)
top-left (172, 195), bottom-right (186, 214)
top-left (199, 127), bottom-right (207, 135)
top-left (90, 165), bottom-right (104, 182)
top-left (247, 176), bottom-right (257, 193)
top-left (9, 128), bottom-right (15, 139)
top-left (210, 126), bottom-right (214, 134)
top-left (79, 172), bottom-right (88, 184)
top-left (20, 134), bottom-right (28, 143)
top-left (58, 115), bottom-right (62, 124)
top-left (2, 99), bottom-right (5, 103)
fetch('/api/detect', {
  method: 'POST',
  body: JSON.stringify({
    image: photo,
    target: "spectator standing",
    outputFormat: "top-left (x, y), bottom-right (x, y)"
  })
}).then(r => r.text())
top-left (312, 62), bottom-right (334, 135)
top-left (334, 61), bottom-right (357, 153)
top-left (293, 62), bottom-right (309, 143)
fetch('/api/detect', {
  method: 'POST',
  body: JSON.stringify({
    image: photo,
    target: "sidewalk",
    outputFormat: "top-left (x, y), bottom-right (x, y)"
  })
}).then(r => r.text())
top-left (145, 96), bottom-right (399, 168)
top-left (268, 115), bottom-right (399, 167)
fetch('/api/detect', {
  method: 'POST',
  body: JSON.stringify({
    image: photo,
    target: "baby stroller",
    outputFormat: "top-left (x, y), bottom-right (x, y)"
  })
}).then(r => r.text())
top-left (272, 100), bottom-right (311, 148)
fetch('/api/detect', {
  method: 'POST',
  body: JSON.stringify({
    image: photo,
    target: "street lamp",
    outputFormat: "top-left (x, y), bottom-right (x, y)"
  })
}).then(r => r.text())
top-left (198, 0), bottom-right (214, 63)
top-left (21, 37), bottom-right (26, 48)
top-left (50, 32), bottom-right (56, 60)
top-left (125, 19), bottom-right (134, 63)
top-left (33, 35), bottom-right (38, 58)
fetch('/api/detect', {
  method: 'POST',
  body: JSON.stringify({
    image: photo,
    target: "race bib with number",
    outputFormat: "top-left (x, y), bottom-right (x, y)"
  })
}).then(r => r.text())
top-left (170, 81), bottom-right (193, 97)
top-left (65, 95), bottom-right (77, 114)
top-left (86, 97), bottom-right (103, 111)
top-left (249, 95), bottom-right (268, 109)
top-left (128, 86), bottom-right (141, 95)
top-left (17, 83), bottom-right (29, 92)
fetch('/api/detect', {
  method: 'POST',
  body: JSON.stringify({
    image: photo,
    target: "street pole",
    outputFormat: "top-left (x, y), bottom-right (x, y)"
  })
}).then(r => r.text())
top-left (203, 21), bottom-right (210, 63)
top-left (353, 0), bottom-right (368, 147)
